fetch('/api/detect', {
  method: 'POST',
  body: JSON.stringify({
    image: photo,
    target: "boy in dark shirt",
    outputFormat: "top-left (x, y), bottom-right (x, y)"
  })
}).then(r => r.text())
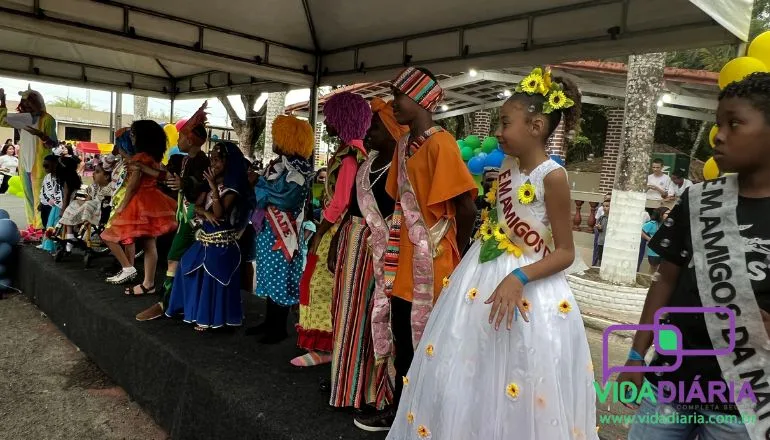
top-left (135, 105), bottom-right (210, 321)
top-left (595, 200), bottom-right (609, 265)
top-left (620, 73), bottom-right (770, 439)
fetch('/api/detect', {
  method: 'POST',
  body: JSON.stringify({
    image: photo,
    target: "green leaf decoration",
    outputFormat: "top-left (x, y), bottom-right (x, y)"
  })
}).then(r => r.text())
top-left (479, 237), bottom-right (505, 263)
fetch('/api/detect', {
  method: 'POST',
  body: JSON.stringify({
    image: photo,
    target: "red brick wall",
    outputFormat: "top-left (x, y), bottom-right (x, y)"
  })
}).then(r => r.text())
top-left (546, 120), bottom-right (566, 164)
top-left (599, 109), bottom-right (625, 193)
top-left (472, 111), bottom-right (491, 137)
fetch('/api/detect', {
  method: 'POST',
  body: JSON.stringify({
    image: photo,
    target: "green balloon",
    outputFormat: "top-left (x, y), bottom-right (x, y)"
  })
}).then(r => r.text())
top-left (481, 136), bottom-right (498, 153)
top-left (461, 146), bottom-right (473, 161)
top-left (457, 140), bottom-right (466, 150)
top-left (464, 135), bottom-right (481, 150)
top-left (473, 148), bottom-right (482, 156)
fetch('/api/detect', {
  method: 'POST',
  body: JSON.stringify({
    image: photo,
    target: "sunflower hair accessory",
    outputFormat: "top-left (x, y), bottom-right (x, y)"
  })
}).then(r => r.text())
top-left (514, 67), bottom-right (574, 114)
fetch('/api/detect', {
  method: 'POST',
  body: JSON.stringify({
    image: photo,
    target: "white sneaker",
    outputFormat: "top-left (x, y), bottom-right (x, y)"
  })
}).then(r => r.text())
top-left (106, 267), bottom-right (137, 284)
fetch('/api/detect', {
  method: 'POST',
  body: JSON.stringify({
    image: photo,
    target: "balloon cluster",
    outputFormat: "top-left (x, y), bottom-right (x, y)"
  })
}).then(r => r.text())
top-left (706, 31), bottom-right (770, 180)
top-left (0, 209), bottom-right (20, 291)
top-left (458, 135), bottom-right (505, 175)
top-left (5, 175), bottom-right (23, 199)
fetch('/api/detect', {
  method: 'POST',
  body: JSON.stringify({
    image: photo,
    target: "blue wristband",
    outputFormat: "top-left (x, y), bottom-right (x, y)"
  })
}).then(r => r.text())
top-left (511, 268), bottom-right (529, 286)
top-left (628, 348), bottom-right (645, 362)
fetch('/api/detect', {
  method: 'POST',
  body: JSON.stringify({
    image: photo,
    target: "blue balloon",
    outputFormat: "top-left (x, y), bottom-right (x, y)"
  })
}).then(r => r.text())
top-left (468, 156), bottom-right (486, 175)
top-left (0, 209), bottom-right (8, 220)
top-left (0, 219), bottom-right (20, 245)
top-left (476, 152), bottom-right (488, 161)
top-left (0, 243), bottom-right (11, 262)
top-left (211, 134), bottom-right (219, 140)
top-left (485, 150), bottom-right (505, 168)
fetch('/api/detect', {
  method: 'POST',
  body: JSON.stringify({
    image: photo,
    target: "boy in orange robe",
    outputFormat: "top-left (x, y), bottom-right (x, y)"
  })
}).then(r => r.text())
top-left (354, 67), bottom-right (478, 432)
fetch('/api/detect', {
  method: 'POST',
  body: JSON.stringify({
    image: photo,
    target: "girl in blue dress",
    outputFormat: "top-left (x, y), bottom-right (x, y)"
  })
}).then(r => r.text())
top-left (247, 115), bottom-right (314, 344)
top-left (166, 142), bottom-right (255, 331)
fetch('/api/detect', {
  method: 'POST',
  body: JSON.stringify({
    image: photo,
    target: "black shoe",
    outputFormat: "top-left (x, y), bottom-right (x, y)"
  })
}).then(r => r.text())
top-left (353, 405), bottom-right (377, 418)
top-left (353, 406), bottom-right (395, 432)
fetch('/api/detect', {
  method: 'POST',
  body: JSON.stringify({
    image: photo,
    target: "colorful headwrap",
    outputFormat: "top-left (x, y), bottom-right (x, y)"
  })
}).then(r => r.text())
top-left (515, 67), bottom-right (575, 114)
top-left (180, 101), bottom-right (208, 146)
top-left (115, 127), bottom-right (135, 156)
top-left (370, 98), bottom-right (409, 141)
top-left (101, 154), bottom-right (118, 172)
top-left (271, 115), bottom-right (315, 159)
top-left (324, 92), bottom-right (372, 145)
top-left (391, 67), bottom-right (444, 112)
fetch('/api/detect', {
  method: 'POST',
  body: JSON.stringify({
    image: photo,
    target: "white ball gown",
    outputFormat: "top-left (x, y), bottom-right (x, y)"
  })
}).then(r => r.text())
top-left (386, 159), bottom-right (598, 440)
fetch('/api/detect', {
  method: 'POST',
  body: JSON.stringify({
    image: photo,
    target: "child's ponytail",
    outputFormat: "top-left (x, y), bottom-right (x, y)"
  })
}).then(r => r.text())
top-left (553, 76), bottom-right (582, 141)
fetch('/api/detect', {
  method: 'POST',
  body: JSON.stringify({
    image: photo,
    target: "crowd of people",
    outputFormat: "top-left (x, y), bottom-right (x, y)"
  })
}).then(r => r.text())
top-left (2, 66), bottom-right (770, 440)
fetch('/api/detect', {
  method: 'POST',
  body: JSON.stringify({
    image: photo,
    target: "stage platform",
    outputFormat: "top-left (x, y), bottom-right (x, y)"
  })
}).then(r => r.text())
top-left (14, 246), bottom-right (386, 440)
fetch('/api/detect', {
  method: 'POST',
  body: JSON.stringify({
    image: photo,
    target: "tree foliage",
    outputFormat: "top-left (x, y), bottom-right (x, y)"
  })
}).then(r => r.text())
top-left (47, 96), bottom-right (93, 110)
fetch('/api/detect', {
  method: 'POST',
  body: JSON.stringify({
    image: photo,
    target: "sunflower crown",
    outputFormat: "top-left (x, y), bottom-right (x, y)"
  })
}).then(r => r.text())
top-left (515, 67), bottom-right (574, 114)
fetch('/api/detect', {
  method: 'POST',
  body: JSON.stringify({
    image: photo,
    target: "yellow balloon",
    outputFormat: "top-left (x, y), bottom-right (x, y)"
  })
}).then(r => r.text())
top-left (703, 157), bottom-right (720, 180)
top-left (708, 125), bottom-right (718, 148)
top-left (718, 57), bottom-right (768, 89)
top-left (164, 124), bottom-right (179, 148)
top-left (749, 31), bottom-right (770, 70)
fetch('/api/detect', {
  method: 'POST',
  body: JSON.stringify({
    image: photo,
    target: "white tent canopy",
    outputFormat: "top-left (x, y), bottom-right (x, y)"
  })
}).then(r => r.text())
top-left (0, 0), bottom-right (753, 98)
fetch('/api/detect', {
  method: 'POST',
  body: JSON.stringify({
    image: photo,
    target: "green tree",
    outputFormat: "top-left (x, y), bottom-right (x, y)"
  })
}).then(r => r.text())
top-left (751, 0), bottom-right (770, 39)
top-left (48, 96), bottom-right (93, 110)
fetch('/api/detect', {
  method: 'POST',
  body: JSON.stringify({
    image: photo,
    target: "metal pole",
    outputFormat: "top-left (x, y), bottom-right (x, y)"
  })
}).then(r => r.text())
top-left (109, 92), bottom-right (115, 143)
top-left (170, 97), bottom-right (175, 124)
top-left (308, 54), bottom-right (322, 170)
top-left (115, 93), bottom-right (123, 130)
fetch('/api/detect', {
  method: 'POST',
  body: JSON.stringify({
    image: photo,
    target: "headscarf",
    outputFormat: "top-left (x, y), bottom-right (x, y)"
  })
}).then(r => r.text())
top-left (214, 141), bottom-right (256, 230)
top-left (115, 127), bottom-right (135, 156)
top-left (391, 67), bottom-right (444, 112)
top-left (370, 98), bottom-right (409, 141)
top-left (101, 154), bottom-right (118, 173)
top-left (180, 101), bottom-right (208, 146)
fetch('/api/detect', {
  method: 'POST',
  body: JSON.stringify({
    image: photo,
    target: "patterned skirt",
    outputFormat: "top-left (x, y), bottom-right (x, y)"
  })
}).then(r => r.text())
top-left (329, 216), bottom-right (392, 409)
top-left (296, 227), bottom-right (335, 352)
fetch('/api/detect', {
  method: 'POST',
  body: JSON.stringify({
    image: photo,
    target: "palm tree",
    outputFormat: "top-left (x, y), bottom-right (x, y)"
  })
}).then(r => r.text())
top-left (599, 53), bottom-right (666, 285)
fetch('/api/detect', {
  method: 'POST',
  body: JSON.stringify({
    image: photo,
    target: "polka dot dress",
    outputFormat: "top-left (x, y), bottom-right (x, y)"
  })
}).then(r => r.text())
top-left (255, 220), bottom-right (303, 306)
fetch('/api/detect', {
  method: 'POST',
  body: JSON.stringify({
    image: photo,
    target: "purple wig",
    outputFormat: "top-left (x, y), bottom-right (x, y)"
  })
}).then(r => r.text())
top-left (324, 92), bottom-right (372, 144)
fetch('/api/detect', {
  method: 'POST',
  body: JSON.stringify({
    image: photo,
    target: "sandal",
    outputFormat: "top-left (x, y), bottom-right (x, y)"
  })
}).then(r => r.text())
top-left (106, 268), bottom-right (137, 285)
top-left (194, 325), bottom-right (209, 332)
top-left (125, 284), bottom-right (156, 296)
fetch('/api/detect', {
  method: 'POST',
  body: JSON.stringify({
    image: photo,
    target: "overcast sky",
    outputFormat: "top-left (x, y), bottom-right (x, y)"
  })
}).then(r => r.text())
top-left (0, 76), bottom-right (310, 127)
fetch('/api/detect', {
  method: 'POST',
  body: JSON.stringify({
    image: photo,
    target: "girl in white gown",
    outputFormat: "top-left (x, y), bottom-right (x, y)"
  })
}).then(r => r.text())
top-left (386, 68), bottom-right (598, 440)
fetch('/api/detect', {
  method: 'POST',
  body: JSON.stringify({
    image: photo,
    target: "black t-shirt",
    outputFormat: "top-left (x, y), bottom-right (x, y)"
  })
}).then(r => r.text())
top-left (347, 168), bottom-right (395, 220)
top-left (646, 190), bottom-right (770, 413)
top-left (167, 153), bottom-right (210, 204)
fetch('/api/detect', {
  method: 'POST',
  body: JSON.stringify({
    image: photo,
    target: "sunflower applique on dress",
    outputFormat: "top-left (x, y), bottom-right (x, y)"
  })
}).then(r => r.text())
top-left (506, 382), bottom-right (520, 401)
top-left (558, 299), bottom-right (572, 318)
top-left (518, 181), bottom-right (536, 205)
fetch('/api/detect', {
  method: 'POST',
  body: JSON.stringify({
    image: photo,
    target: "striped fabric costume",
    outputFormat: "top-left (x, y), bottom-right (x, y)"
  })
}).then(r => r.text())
top-left (0, 89), bottom-right (56, 228)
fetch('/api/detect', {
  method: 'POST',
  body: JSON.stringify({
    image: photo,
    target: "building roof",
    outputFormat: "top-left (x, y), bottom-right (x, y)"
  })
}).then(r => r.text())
top-left (0, 0), bottom-right (750, 97)
top-left (285, 62), bottom-right (720, 122)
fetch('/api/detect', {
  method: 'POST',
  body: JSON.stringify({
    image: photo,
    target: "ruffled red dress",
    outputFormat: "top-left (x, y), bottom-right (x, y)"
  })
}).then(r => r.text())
top-left (101, 153), bottom-right (178, 243)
